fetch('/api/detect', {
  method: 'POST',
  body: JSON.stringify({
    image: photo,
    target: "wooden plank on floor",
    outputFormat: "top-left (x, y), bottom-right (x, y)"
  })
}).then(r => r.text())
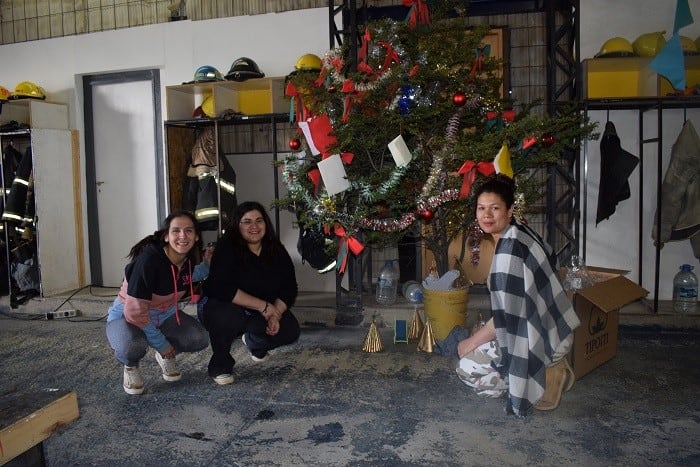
top-left (0, 390), bottom-right (79, 465)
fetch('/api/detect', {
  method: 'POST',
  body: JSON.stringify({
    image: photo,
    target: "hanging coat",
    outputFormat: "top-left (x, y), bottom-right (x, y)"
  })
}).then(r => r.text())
top-left (596, 121), bottom-right (640, 225)
top-left (2, 146), bottom-right (33, 225)
top-left (652, 120), bottom-right (700, 259)
top-left (182, 126), bottom-right (238, 231)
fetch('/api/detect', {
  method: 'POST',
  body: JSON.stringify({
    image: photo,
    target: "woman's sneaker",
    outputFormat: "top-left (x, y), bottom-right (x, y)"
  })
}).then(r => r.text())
top-left (242, 334), bottom-right (268, 362)
top-left (155, 352), bottom-right (182, 382)
top-left (123, 366), bottom-right (144, 395)
top-left (212, 373), bottom-right (234, 385)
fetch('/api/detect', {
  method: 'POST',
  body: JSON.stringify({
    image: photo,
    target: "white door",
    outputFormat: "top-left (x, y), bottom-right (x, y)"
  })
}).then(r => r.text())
top-left (84, 71), bottom-right (164, 287)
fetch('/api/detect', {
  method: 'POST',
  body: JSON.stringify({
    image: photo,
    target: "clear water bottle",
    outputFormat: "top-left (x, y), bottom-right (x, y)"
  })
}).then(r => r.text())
top-left (564, 255), bottom-right (593, 291)
top-left (402, 280), bottom-right (423, 304)
top-left (376, 259), bottom-right (399, 305)
top-left (673, 264), bottom-right (698, 314)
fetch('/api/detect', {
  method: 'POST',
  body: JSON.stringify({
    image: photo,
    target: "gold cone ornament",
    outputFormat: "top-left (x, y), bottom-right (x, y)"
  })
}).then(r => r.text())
top-left (417, 319), bottom-right (435, 353)
top-left (408, 307), bottom-right (424, 340)
top-left (362, 320), bottom-right (384, 353)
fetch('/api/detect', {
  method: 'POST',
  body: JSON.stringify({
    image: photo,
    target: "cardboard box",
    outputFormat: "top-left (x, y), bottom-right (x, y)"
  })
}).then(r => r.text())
top-left (565, 267), bottom-right (648, 379)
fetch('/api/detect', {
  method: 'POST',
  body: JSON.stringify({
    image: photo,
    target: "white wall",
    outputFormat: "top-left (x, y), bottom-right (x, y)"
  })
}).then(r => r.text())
top-left (580, 0), bottom-right (700, 299)
top-left (0, 8), bottom-right (338, 292)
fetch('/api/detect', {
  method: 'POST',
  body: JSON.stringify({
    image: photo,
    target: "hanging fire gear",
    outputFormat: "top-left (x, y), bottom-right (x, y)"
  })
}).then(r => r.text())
top-left (182, 126), bottom-right (237, 231)
top-left (1, 145), bottom-right (40, 304)
top-left (2, 145), bottom-right (34, 228)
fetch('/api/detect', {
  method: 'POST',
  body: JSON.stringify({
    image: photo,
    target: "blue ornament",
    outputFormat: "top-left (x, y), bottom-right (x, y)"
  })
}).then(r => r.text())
top-left (398, 85), bottom-right (416, 116)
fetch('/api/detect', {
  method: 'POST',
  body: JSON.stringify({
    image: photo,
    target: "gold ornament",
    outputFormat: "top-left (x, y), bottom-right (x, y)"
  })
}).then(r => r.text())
top-left (417, 319), bottom-right (435, 353)
top-left (408, 306), bottom-right (424, 340)
top-left (320, 197), bottom-right (336, 213)
top-left (362, 320), bottom-right (384, 353)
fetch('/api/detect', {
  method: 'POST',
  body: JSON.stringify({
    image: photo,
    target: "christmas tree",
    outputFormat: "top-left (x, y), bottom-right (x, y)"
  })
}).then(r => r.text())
top-left (280, 0), bottom-right (596, 276)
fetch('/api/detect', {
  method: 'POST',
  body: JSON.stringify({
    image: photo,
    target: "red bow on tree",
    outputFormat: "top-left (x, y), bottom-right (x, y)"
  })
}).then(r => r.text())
top-left (403, 0), bottom-right (431, 29)
top-left (457, 161), bottom-right (495, 198)
top-left (332, 224), bottom-right (365, 274)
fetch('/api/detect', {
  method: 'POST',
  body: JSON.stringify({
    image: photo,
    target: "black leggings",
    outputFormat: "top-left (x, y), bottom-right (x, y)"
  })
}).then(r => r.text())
top-left (200, 297), bottom-right (300, 376)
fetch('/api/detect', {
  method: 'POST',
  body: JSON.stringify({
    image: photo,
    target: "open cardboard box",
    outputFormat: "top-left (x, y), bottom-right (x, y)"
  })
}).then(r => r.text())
top-left (562, 267), bottom-right (648, 379)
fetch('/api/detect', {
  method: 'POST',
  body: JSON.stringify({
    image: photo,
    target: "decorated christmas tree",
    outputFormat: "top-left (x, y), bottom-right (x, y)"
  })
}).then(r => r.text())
top-left (280, 0), bottom-right (596, 276)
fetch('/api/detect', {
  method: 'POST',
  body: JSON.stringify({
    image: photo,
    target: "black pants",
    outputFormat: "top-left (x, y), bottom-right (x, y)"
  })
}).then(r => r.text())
top-left (200, 297), bottom-right (300, 377)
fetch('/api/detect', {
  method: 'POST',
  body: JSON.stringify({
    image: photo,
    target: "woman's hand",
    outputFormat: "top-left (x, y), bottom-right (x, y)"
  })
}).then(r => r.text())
top-left (160, 345), bottom-right (176, 359)
top-left (457, 318), bottom-right (496, 359)
top-left (202, 246), bottom-right (214, 265)
top-left (266, 316), bottom-right (280, 336)
top-left (267, 302), bottom-right (284, 321)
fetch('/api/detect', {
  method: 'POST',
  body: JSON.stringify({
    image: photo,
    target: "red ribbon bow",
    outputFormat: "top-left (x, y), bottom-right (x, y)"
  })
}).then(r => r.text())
top-left (403, 0), bottom-right (431, 29)
top-left (486, 110), bottom-right (516, 122)
top-left (334, 224), bottom-right (365, 274)
top-left (457, 161), bottom-right (495, 198)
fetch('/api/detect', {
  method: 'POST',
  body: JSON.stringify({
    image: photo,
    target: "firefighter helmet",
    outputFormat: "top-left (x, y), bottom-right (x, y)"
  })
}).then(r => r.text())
top-left (632, 32), bottom-right (666, 57)
top-left (0, 85), bottom-right (10, 102)
top-left (595, 37), bottom-right (635, 58)
top-left (11, 81), bottom-right (46, 100)
top-left (193, 66), bottom-right (224, 83)
top-left (680, 36), bottom-right (699, 55)
top-left (225, 57), bottom-right (265, 81)
top-left (201, 95), bottom-right (216, 118)
top-left (294, 54), bottom-right (323, 72)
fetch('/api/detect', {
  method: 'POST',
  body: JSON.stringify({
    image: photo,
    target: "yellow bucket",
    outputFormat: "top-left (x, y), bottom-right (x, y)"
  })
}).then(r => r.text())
top-left (422, 287), bottom-right (469, 341)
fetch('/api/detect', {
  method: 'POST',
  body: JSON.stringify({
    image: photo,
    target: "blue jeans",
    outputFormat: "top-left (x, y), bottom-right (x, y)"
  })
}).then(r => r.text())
top-left (106, 312), bottom-right (209, 367)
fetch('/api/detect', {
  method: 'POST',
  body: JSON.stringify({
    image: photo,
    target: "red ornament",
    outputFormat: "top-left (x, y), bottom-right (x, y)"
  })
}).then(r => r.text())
top-left (289, 138), bottom-right (301, 150)
top-left (452, 92), bottom-right (467, 107)
top-left (419, 209), bottom-right (434, 221)
top-left (541, 133), bottom-right (555, 148)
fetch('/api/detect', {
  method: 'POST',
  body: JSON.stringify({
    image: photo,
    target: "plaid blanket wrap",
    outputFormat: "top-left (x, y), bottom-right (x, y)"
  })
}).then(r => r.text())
top-left (490, 222), bottom-right (580, 417)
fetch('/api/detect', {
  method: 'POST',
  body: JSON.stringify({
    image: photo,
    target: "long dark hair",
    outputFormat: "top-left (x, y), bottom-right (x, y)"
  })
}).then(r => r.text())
top-left (221, 201), bottom-right (284, 260)
top-left (127, 210), bottom-right (203, 262)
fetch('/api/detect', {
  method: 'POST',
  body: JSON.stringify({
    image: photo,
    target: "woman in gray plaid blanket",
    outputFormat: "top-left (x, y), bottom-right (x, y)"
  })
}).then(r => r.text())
top-left (456, 175), bottom-right (579, 417)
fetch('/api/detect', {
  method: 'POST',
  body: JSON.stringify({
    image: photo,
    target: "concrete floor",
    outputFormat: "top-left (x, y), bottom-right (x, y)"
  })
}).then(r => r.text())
top-left (1, 289), bottom-right (699, 466)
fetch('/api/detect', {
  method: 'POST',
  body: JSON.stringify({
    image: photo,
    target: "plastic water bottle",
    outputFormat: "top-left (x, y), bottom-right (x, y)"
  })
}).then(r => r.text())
top-left (564, 255), bottom-right (593, 291)
top-left (376, 259), bottom-right (399, 305)
top-left (402, 280), bottom-right (423, 304)
top-left (673, 264), bottom-right (698, 314)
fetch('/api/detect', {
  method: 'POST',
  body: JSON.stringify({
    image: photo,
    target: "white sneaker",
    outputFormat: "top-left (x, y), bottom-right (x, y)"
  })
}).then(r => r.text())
top-left (242, 334), bottom-right (268, 363)
top-left (123, 366), bottom-right (144, 395)
top-left (155, 352), bottom-right (182, 382)
top-left (213, 373), bottom-right (234, 385)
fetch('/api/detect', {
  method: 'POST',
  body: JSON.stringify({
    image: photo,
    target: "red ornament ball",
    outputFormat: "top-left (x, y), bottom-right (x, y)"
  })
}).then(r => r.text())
top-left (541, 132), bottom-right (555, 148)
top-left (452, 92), bottom-right (467, 107)
top-left (289, 138), bottom-right (301, 150)
top-left (419, 209), bottom-right (434, 221)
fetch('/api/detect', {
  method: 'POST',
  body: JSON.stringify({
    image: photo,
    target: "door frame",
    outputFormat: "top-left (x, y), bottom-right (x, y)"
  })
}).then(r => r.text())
top-left (82, 69), bottom-right (164, 285)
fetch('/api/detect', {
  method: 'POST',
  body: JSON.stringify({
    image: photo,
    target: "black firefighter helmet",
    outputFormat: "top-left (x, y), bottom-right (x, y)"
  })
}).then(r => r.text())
top-left (225, 57), bottom-right (265, 82)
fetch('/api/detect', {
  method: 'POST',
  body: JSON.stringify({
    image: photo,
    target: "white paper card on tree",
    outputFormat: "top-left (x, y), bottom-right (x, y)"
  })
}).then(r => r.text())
top-left (298, 121), bottom-right (321, 156)
top-left (388, 134), bottom-right (412, 167)
top-left (317, 154), bottom-right (350, 196)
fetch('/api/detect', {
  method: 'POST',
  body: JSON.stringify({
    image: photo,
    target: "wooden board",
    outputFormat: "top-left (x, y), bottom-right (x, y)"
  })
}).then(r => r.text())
top-left (0, 390), bottom-right (79, 465)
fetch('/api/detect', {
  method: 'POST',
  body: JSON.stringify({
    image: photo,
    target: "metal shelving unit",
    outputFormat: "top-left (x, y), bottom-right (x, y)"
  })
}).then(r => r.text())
top-left (582, 97), bottom-right (700, 312)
